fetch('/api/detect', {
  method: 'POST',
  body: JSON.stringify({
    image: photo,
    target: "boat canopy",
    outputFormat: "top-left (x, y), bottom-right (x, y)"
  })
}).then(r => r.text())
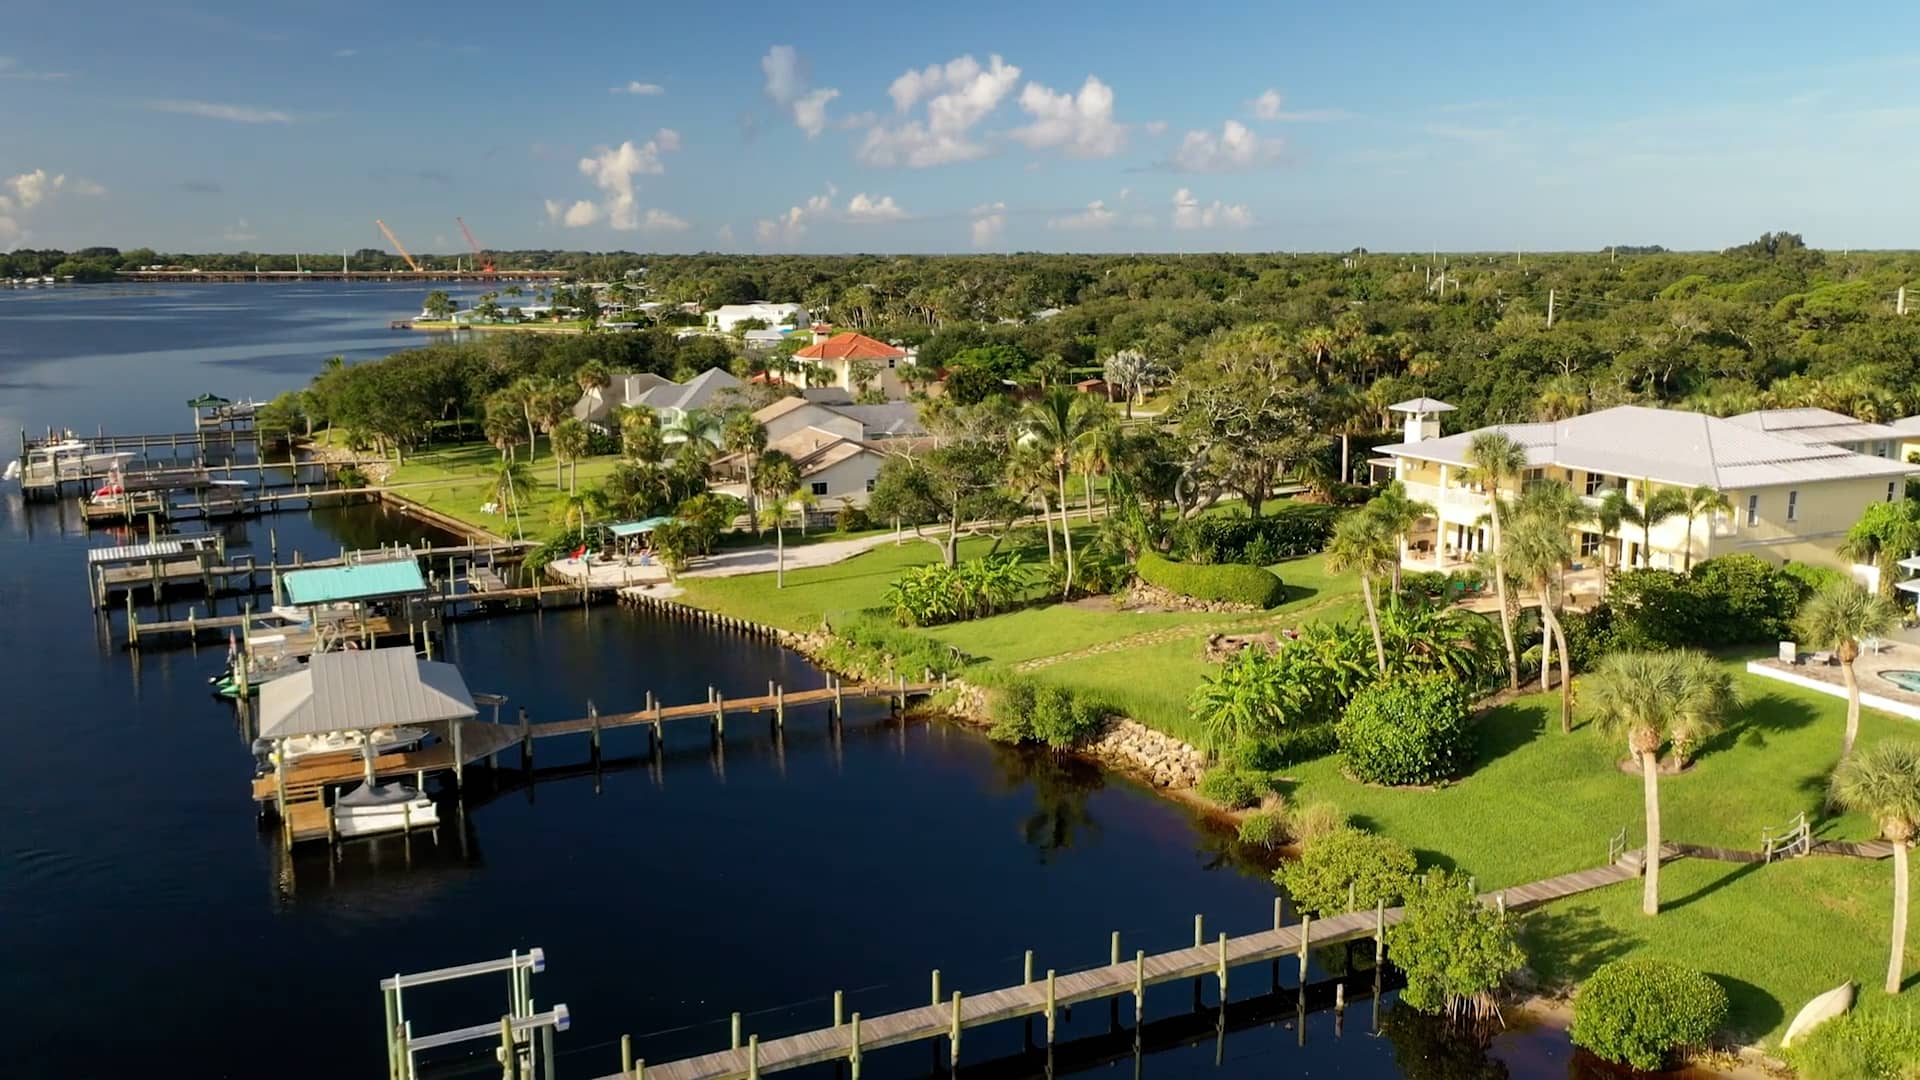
top-left (283, 559), bottom-right (428, 605)
top-left (609, 516), bottom-right (676, 538)
top-left (187, 392), bottom-right (231, 407)
top-left (258, 647), bottom-right (477, 739)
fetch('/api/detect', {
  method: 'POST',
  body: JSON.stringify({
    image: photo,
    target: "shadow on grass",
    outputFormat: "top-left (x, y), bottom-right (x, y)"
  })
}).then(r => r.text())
top-left (1664, 860), bottom-right (1763, 912)
top-left (1517, 903), bottom-right (1636, 984)
top-left (1711, 974), bottom-right (1784, 1044)
top-left (1471, 703), bottom-right (1548, 771)
top-left (1410, 847), bottom-right (1459, 874)
top-left (1691, 691), bottom-right (1821, 764)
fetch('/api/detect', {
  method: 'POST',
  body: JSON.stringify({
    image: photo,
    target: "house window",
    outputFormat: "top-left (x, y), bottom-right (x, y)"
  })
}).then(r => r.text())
top-left (1875, 440), bottom-right (1891, 458)
top-left (1890, 481), bottom-right (1899, 502)
top-left (1579, 532), bottom-right (1601, 558)
top-left (866, 478), bottom-right (876, 492)
top-left (1786, 490), bottom-right (1799, 522)
top-left (1746, 494), bottom-right (1759, 526)
top-left (811, 481), bottom-right (829, 496)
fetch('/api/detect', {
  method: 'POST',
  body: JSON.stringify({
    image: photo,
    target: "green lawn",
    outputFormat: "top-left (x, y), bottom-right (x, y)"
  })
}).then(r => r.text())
top-left (385, 441), bottom-right (627, 541)
top-left (1521, 855), bottom-right (1912, 1044)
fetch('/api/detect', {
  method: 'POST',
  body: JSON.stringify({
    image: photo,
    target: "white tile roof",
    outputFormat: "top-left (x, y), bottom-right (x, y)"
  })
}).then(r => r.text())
top-left (1378, 405), bottom-right (1920, 489)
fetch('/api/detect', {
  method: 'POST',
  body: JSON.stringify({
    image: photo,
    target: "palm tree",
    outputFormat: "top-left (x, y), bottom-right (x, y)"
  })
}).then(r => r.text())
top-left (1464, 431), bottom-right (1528, 691)
top-left (1073, 407), bottom-right (1117, 525)
top-left (669, 407), bottom-right (721, 449)
top-left (1798, 580), bottom-right (1902, 762)
top-left (551, 417), bottom-right (590, 493)
top-left (483, 396), bottom-right (522, 461)
top-left (723, 412), bottom-right (769, 531)
top-left (1585, 650), bottom-right (1737, 916)
top-left (1368, 481), bottom-right (1435, 600)
top-left (490, 458), bottom-right (534, 540)
top-left (1006, 442), bottom-right (1057, 565)
top-left (617, 406), bottom-right (661, 462)
top-left (1829, 739), bottom-right (1920, 994)
top-left (756, 450), bottom-right (801, 588)
top-left (1326, 510), bottom-right (1397, 673)
top-left (1619, 482), bottom-right (1687, 568)
top-left (509, 376), bottom-right (545, 456)
top-left (1594, 489), bottom-right (1629, 588)
top-left (1677, 484), bottom-right (1730, 571)
top-left (1022, 386), bottom-right (1099, 598)
top-left (1508, 482), bottom-right (1583, 732)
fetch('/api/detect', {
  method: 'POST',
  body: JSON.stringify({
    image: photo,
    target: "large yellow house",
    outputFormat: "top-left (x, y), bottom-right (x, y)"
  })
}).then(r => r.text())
top-left (1376, 400), bottom-right (1919, 572)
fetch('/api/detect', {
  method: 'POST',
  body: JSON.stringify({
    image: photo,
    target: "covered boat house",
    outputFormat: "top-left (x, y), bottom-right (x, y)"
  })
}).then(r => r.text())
top-left (277, 554), bottom-right (434, 652)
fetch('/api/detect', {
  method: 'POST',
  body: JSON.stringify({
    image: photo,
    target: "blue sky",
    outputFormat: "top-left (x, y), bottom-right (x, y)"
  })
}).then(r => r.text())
top-left (3, 0), bottom-right (1917, 254)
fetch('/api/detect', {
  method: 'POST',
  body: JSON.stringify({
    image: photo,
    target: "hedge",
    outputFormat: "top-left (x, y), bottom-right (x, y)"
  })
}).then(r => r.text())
top-left (1336, 675), bottom-right (1473, 786)
top-left (1571, 958), bottom-right (1727, 1071)
top-left (1173, 504), bottom-right (1341, 564)
top-left (1137, 551), bottom-right (1285, 608)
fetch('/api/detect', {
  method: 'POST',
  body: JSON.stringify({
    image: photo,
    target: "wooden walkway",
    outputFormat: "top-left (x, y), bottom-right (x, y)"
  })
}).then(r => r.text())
top-left (609, 862), bottom-right (1634, 1080)
top-left (251, 721), bottom-right (524, 805)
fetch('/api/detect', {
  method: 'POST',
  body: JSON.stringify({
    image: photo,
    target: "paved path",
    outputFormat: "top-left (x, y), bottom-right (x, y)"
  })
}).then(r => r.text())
top-left (548, 532), bottom-right (910, 590)
top-left (1012, 592), bottom-right (1357, 672)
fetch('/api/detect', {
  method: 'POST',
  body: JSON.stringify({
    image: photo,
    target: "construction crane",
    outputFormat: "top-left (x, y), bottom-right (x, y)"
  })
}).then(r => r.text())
top-left (374, 219), bottom-right (422, 273)
top-left (456, 217), bottom-right (495, 273)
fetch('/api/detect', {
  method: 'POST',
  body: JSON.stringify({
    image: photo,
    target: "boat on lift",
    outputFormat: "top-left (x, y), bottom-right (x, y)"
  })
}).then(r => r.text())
top-left (331, 781), bottom-right (440, 838)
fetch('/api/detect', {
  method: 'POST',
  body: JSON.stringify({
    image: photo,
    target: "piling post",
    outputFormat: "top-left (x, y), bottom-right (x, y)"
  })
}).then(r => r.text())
top-left (1193, 913), bottom-right (1203, 948)
top-left (730, 1012), bottom-right (741, 1050)
top-left (931, 969), bottom-right (942, 1007)
top-left (1044, 969), bottom-right (1057, 1044)
top-left (1374, 901), bottom-right (1386, 966)
top-left (126, 592), bottom-right (139, 647)
top-left (1298, 914), bottom-right (1312, 985)
top-left (848, 1013), bottom-right (862, 1079)
top-left (1273, 896), bottom-right (1284, 930)
top-left (620, 1034), bottom-right (634, 1076)
top-left (1217, 932), bottom-right (1229, 1000)
top-left (747, 1035), bottom-right (758, 1080)
top-left (713, 688), bottom-right (725, 739)
top-left (519, 707), bottom-right (531, 766)
top-left (949, 991), bottom-right (962, 1068)
top-left (1335, 982), bottom-right (1346, 1013)
top-left (774, 683), bottom-right (784, 728)
top-left (588, 699), bottom-right (601, 756)
top-left (1111, 930), bottom-right (1121, 966)
top-left (833, 990), bottom-right (844, 1028)
top-left (451, 719), bottom-right (465, 790)
top-left (832, 675), bottom-right (843, 720)
top-left (1023, 950), bottom-right (1034, 985)
top-left (384, 986), bottom-right (400, 1080)
top-left (498, 1017), bottom-right (515, 1080)
top-left (1133, 950), bottom-right (1145, 1023)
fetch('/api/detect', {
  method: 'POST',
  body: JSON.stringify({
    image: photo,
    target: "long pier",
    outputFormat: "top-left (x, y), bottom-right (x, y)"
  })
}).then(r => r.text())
top-left (606, 863), bottom-right (1634, 1080)
top-left (117, 269), bottom-right (569, 283)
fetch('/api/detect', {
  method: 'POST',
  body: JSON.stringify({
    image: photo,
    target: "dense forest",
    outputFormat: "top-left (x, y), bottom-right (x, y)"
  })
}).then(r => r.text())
top-left (31, 232), bottom-right (1920, 437)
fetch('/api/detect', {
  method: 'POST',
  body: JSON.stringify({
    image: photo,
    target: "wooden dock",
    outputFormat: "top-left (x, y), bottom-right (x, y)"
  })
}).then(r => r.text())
top-left (608, 862), bottom-right (1635, 1080)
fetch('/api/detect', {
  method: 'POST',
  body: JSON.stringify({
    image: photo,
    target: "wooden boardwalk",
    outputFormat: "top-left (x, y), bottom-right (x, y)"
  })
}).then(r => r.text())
top-left (610, 862), bottom-right (1634, 1080)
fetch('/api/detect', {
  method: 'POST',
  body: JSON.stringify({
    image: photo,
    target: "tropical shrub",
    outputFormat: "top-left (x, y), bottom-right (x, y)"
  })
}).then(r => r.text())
top-left (1027, 685), bottom-right (1105, 749)
top-left (988, 680), bottom-right (1039, 743)
top-left (1137, 551), bottom-right (1285, 608)
top-left (1783, 1009), bottom-right (1920, 1080)
top-left (1289, 800), bottom-right (1348, 847)
top-left (1779, 560), bottom-right (1846, 599)
top-left (884, 555), bottom-right (1033, 626)
top-left (337, 465), bottom-right (369, 489)
top-left (1276, 827), bottom-right (1416, 918)
top-left (1197, 768), bottom-right (1266, 809)
top-left (1237, 805), bottom-right (1291, 849)
top-left (1172, 504), bottom-right (1341, 563)
top-left (1606, 555), bottom-right (1809, 650)
top-left (835, 505), bottom-right (874, 533)
top-left (1387, 870), bottom-right (1526, 1021)
top-left (1337, 675), bottom-right (1473, 786)
top-left (821, 610), bottom-right (969, 682)
top-left (1571, 958), bottom-right (1728, 1071)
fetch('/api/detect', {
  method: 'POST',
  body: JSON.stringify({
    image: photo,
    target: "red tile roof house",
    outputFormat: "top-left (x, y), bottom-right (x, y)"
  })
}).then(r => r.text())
top-left (791, 329), bottom-right (916, 400)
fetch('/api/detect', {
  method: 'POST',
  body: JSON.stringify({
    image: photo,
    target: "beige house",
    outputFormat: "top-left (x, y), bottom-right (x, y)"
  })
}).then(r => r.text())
top-left (1725, 407), bottom-right (1906, 459)
top-left (1376, 401), bottom-right (1919, 572)
top-left (791, 330), bottom-right (915, 400)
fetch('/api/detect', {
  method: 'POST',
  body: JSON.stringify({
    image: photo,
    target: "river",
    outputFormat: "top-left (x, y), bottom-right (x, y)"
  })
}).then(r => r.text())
top-left (0, 284), bottom-right (1576, 1078)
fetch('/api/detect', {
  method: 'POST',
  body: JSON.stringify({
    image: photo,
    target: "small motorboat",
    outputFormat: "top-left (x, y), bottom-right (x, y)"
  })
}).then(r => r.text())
top-left (332, 781), bottom-right (439, 839)
top-left (3, 459), bottom-right (19, 482)
top-left (251, 724), bottom-right (431, 771)
top-left (209, 634), bottom-right (303, 698)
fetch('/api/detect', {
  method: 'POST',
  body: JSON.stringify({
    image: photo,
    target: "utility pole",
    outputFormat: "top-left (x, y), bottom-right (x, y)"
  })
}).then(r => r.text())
top-left (1546, 289), bottom-right (1556, 329)
top-left (1899, 286), bottom-right (1907, 316)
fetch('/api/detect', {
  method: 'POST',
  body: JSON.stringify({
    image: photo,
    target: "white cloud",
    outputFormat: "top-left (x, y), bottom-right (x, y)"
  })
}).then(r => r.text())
top-left (1168, 120), bottom-right (1285, 172)
top-left (6, 169), bottom-right (60, 208)
top-left (859, 54), bottom-right (1020, 168)
top-left (566, 129), bottom-right (682, 230)
top-left (70, 178), bottom-right (105, 196)
top-left (1010, 75), bottom-right (1124, 158)
top-left (1248, 89), bottom-right (1282, 120)
top-left (0, 214), bottom-right (19, 249)
top-left (333, 48), bottom-right (357, 58)
top-left (762, 45), bottom-right (840, 138)
top-left (1170, 188), bottom-right (1253, 229)
top-left (613, 80), bottom-right (665, 95)
top-left (756, 186), bottom-right (836, 245)
top-left (1245, 89), bottom-right (1347, 122)
top-left (970, 202), bottom-right (1006, 247)
top-left (1047, 200), bottom-right (1116, 230)
top-left (546, 199), bottom-right (602, 227)
top-left (0, 56), bottom-right (69, 80)
top-left (1143, 120), bottom-right (1167, 136)
top-left (144, 99), bottom-right (293, 124)
top-left (844, 193), bottom-right (908, 222)
top-left (717, 224), bottom-right (735, 245)
top-left (223, 219), bottom-right (258, 244)
top-left (641, 208), bottom-right (689, 231)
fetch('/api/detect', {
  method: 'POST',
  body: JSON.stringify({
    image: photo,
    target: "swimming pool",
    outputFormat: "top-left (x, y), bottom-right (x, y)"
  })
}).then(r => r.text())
top-left (1879, 670), bottom-right (1920, 694)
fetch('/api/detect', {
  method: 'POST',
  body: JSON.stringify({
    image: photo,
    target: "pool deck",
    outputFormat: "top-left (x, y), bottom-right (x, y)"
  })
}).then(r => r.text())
top-left (1746, 630), bottom-right (1920, 722)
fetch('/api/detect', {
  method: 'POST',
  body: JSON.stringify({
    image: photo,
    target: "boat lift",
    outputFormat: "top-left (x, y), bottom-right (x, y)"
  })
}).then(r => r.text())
top-left (381, 947), bottom-right (569, 1080)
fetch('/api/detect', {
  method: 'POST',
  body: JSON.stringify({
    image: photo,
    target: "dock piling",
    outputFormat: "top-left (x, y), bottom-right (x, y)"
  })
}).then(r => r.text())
top-left (833, 989), bottom-right (844, 1028)
top-left (848, 1013), bottom-right (862, 1078)
top-left (1111, 930), bottom-right (1121, 966)
top-left (1023, 949), bottom-right (1033, 985)
top-left (1133, 950), bottom-right (1145, 1024)
top-left (930, 968), bottom-right (941, 1007)
top-left (1193, 913), bottom-right (1203, 948)
top-left (949, 992), bottom-right (962, 1067)
top-left (1044, 969), bottom-right (1057, 1044)
top-left (730, 1012), bottom-right (741, 1050)
top-left (1298, 915), bottom-right (1312, 985)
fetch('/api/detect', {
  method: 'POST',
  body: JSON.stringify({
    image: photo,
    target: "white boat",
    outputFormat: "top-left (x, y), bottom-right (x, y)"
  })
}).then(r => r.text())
top-left (254, 724), bottom-right (431, 767)
top-left (3, 459), bottom-right (19, 482)
top-left (332, 781), bottom-right (439, 838)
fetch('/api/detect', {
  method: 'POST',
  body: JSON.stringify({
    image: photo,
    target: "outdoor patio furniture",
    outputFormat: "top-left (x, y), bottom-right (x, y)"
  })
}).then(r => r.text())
top-left (1778, 641), bottom-right (1798, 665)
top-left (1810, 650), bottom-right (1834, 665)
top-left (1864, 636), bottom-right (1886, 656)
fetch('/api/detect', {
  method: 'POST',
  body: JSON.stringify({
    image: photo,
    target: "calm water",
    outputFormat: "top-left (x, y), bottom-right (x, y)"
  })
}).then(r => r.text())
top-left (0, 285), bottom-right (1566, 1079)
